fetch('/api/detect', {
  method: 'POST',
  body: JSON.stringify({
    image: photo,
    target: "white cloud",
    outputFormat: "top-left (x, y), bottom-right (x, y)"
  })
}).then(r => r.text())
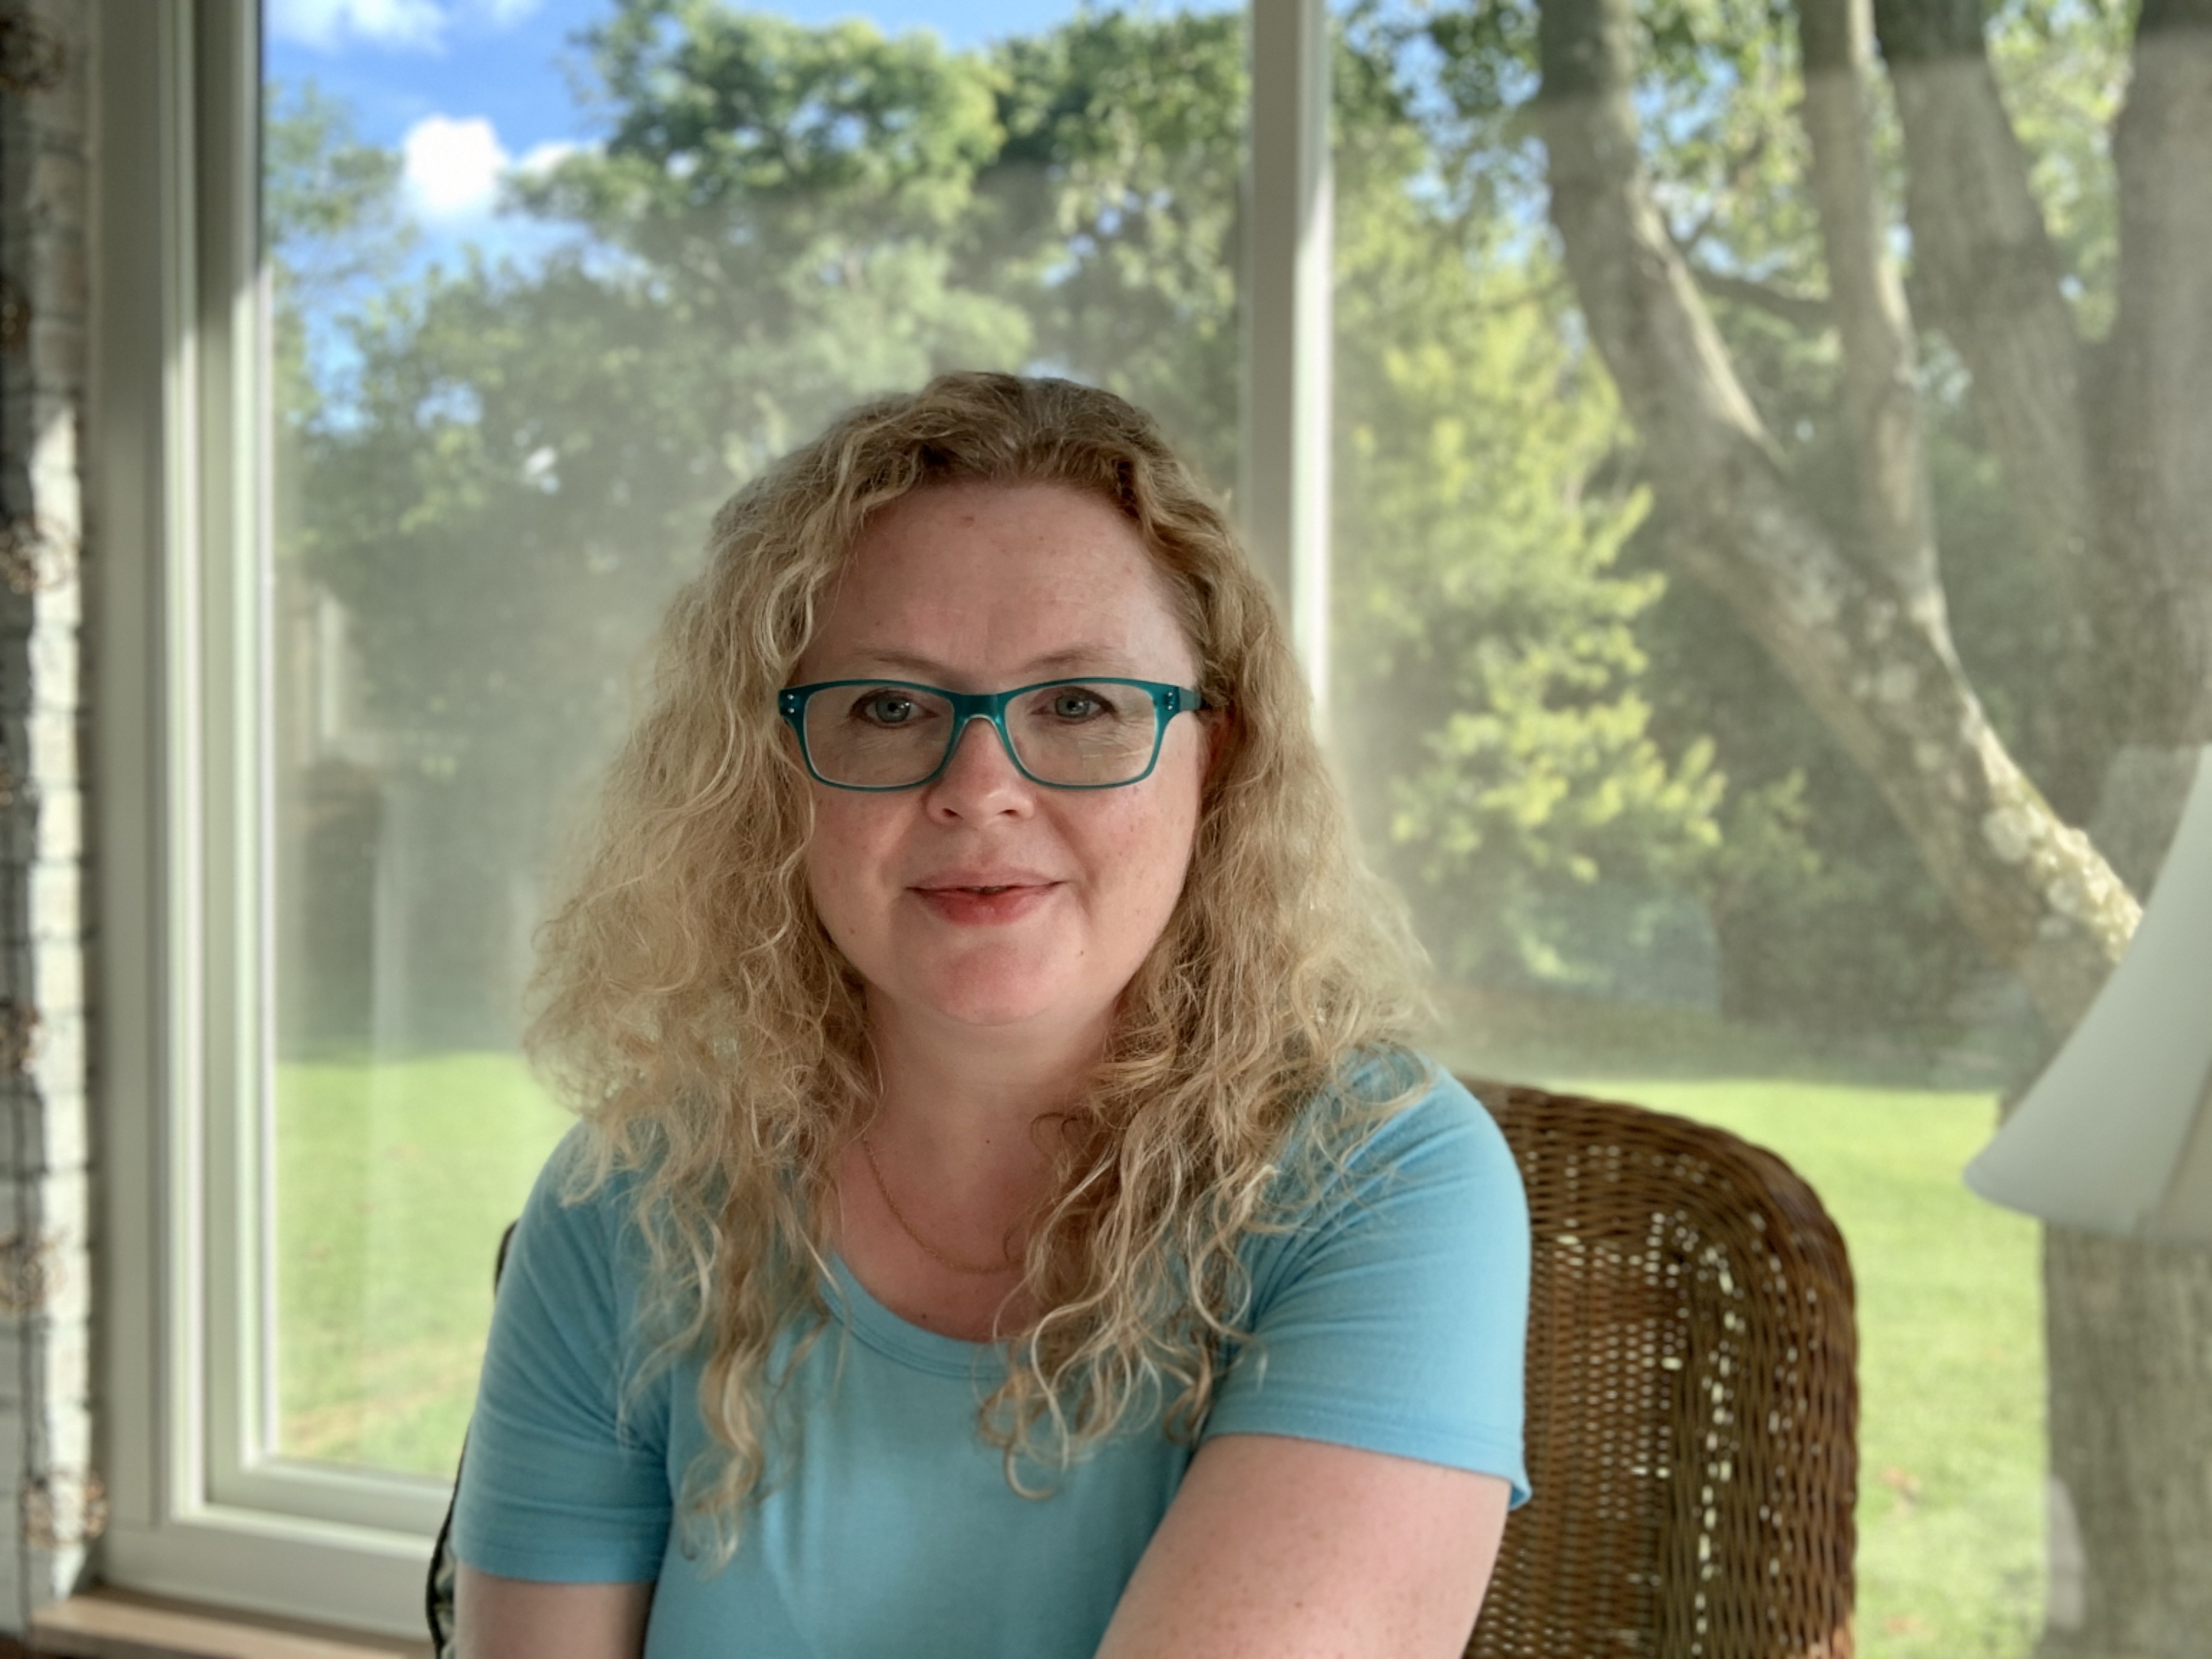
top-left (402, 115), bottom-right (510, 221)
top-left (475, 0), bottom-right (544, 22)
top-left (269, 0), bottom-right (448, 51)
top-left (514, 140), bottom-right (581, 179)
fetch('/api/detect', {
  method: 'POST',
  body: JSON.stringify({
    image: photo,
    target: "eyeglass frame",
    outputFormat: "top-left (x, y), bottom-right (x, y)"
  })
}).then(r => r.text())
top-left (777, 676), bottom-right (1210, 792)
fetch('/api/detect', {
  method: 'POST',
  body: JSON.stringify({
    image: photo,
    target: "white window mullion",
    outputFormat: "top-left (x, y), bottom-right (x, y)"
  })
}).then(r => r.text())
top-left (195, 0), bottom-right (264, 1530)
top-left (1241, 0), bottom-right (1333, 718)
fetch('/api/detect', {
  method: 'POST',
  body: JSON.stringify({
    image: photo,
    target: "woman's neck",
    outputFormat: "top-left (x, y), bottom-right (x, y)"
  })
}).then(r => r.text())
top-left (862, 999), bottom-right (1105, 1191)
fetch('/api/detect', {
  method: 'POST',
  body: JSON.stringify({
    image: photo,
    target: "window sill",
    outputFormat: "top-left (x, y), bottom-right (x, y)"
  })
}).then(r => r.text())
top-left (27, 1590), bottom-right (431, 1659)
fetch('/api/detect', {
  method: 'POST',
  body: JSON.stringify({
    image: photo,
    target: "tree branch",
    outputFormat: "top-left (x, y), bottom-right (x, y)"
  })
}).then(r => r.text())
top-left (1534, 0), bottom-right (2135, 1030)
top-left (1870, 0), bottom-right (2106, 804)
top-left (1684, 263), bottom-right (1833, 334)
top-left (1797, 0), bottom-right (1941, 619)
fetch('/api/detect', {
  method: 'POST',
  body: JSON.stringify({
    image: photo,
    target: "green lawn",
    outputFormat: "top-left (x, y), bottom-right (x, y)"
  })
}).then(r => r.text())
top-left (276, 1045), bottom-right (2044, 1658)
top-left (274, 1053), bottom-right (572, 1476)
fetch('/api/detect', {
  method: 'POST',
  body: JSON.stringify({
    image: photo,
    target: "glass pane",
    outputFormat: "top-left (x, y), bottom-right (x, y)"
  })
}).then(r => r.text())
top-left (263, 0), bottom-right (1246, 1478)
top-left (1330, 3), bottom-right (2201, 1655)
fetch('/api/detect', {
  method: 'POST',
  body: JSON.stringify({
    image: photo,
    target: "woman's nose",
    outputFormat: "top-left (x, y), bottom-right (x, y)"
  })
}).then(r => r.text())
top-left (925, 715), bottom-right (1034, 819)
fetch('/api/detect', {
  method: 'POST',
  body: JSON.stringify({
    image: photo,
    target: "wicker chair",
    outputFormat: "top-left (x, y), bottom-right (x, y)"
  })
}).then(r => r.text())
top-left (1466, 1080), bottom-right (1857, 1659)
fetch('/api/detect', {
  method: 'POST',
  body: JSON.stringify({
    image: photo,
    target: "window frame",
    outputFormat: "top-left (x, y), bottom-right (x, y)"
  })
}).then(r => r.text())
top-left (92, 0), bottom-right (1332, 1632)
top-left (95, 0), bottom-right (451, 1633)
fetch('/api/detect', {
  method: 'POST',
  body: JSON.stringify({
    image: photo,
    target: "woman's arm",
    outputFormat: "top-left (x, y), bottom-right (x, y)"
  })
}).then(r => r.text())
top-left (1095, 1433), bottom-right (1510, 1659)
top-left (456, 1564), bottom-right (653, 1659)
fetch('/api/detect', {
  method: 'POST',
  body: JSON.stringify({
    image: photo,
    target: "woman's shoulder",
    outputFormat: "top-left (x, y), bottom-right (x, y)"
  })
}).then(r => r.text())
top-left (520, 1118), bottom-right (629, 1216)
top-left (506, 1120), bottom-right (658, 1295)
top-left (1246, 1051), bottom-right (1526, 1280)
top-left (1302, 1052), bottom-right (1517, 1191)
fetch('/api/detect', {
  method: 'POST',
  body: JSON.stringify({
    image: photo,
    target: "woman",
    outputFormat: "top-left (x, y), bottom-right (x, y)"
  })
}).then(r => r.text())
top-left (453, 372), bottom-right (1530, 1658)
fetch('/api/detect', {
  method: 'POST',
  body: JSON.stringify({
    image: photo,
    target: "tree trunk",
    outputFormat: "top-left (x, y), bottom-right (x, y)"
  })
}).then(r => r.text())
top-left (2100, 0), bottom-right (2212, 749)
top-left (2039, 1227), bottom-right (2212, 1658)
top-left (2034, 6), bottom-right (2212, 1653)
top-left (1532, 0), bottom-right (2136, 1036)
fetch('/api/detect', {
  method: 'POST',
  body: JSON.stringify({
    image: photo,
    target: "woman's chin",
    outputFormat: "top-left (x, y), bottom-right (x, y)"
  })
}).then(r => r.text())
top-left (916, 981), bottom-right (1082, 1032)
top-left (888, 957), bottom-right (1104, 1035)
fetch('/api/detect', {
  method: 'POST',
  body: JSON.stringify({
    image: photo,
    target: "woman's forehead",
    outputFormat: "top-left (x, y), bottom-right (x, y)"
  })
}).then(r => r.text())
top-left (803, 482), bottom-right (1197, 679)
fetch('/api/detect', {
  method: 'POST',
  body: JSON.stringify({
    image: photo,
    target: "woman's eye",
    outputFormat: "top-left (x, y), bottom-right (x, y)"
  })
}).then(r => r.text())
top-left (1050, 691), bottom-right (1102, 720)
top-left (857, 693), bottom-right (916, 726)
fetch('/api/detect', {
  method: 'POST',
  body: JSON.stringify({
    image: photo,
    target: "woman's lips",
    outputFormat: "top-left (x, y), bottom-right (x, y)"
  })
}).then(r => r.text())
top-left (910, 881), bottom-right (1060, 925)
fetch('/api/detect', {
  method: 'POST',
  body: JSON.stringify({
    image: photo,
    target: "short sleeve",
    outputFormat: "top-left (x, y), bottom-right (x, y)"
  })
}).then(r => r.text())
top-left (451, 1128), bottom-right (673, 1581)
top-left (1202, 1067), bottom-right (1531, 1506)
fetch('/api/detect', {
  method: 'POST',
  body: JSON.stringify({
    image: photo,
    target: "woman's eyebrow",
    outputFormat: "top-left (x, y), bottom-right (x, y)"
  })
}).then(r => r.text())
top-left (829, 645), bottom-right (1153, 681)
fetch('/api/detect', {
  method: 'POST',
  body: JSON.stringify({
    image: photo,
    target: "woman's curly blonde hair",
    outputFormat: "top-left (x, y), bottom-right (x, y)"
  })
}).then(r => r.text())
top-left (528, 371), bottom-right (1428, 1558)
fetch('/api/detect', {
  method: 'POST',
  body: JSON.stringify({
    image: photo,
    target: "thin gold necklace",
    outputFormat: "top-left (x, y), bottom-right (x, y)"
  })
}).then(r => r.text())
top-left (857, 1130), bottom-right (1020, 1277)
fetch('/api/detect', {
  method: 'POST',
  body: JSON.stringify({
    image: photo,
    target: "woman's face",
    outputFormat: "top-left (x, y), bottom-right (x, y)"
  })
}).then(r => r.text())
top-left (794, 481), bottom-right (1211, 1049)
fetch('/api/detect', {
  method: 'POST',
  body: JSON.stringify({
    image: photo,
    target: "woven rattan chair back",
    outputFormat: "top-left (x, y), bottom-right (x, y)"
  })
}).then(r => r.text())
top-left (1466, 1081), bottom-right (1857, 1659)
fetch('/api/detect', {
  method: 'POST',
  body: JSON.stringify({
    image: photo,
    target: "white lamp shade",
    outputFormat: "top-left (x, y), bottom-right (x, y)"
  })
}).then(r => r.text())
top-left (1965, 746), bottom-right (2212, 1244)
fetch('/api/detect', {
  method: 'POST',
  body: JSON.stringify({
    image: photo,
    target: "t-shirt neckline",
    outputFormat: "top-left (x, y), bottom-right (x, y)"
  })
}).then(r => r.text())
top-left (826, 1254), bottom-right (1011, 1379)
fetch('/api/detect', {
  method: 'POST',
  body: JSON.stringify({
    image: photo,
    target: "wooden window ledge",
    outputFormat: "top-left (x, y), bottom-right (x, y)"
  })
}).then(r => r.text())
top-left (19, 1590), bottom-right (431, 1659)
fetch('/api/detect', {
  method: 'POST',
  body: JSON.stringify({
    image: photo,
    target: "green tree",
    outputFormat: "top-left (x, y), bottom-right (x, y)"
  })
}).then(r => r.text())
top-left (1331, 94), bottom-right (1727, 991)
top-left (1335, 0), bottom-right (2150, 1050)
top-left (983, 8), bottom-right (1249, 486)
top-left (283, 0), bottom-right (1803, 1045)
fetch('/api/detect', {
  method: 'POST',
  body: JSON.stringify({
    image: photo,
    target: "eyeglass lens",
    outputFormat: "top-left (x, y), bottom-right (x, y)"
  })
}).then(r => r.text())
top-left (803, 682), bottom-right (1161, 787)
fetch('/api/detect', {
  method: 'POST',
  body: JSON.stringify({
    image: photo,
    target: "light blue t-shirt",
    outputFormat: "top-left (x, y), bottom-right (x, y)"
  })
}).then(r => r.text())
top-left (453, 1063), bottom-right (1530, 1657)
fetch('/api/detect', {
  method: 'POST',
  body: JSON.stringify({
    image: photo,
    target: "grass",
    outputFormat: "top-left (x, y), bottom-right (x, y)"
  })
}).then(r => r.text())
top-left (276, 1035), bottom-right (2045, 1657)
top-left (274, 1052), bottom-right (572, 1477)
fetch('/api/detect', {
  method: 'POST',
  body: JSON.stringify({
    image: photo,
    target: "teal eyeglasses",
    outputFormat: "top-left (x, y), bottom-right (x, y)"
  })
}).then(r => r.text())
top-left (779, 678), bottom-right (1208, 791)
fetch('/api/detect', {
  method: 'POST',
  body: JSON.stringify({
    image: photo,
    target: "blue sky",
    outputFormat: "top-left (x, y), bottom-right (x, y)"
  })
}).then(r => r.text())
top-left (265, 0), bottom-right (1174, 251)
top-left (268, 0), bottom-right (1106, 153)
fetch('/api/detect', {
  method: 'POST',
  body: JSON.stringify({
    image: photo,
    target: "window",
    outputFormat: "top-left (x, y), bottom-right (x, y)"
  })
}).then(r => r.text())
top-left (95, 0), bottom-right (2206, 1648)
